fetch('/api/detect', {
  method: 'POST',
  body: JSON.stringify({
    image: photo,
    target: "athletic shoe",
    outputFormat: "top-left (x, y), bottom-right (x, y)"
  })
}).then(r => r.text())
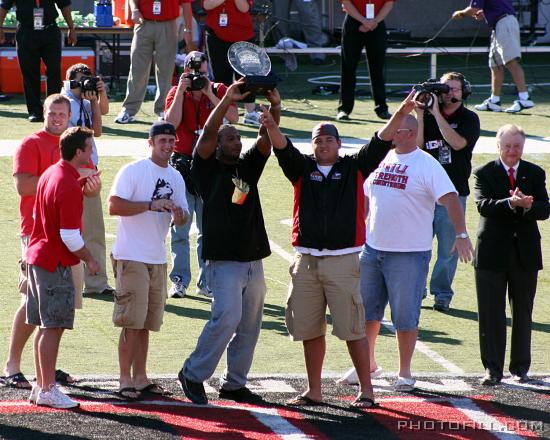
top-left (336, 111), bottom-right (350, 121)
top-left (37, 384), bottom-right (79, 409)
top-left (29, 384), bottom-right (40, 404)
top-left (376, 109), bottom-right (392, 120)
top-left (433, 302), bottom-right (450, 312)
top-left (114, 110), bottom-right (135, 124)
top-left (196, 287), bottom-right (213, 299)
top-left (157, 112), bottom-right (165, 121)
top-left (394, 376), bottom-right (416, 392)
top-left (474, 98), bottom-right (502, 112)
top-left (480, 373), bottom-right (501, 386)
top-left (178, 369), bottom-right (207, 405)
top-left (504, 99), bottom-right (534, 113)
top-left (336, 366), bottom-right (384, 384)
top-left (243, 111), bottom-right (260, 127)
top-left (169, 276), bottom-right (186, 298)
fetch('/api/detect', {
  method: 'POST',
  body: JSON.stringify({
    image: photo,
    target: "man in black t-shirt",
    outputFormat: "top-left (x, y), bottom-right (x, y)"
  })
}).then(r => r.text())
top-left (0, 0), bottom-right (77, 121)
top-left (177, 80), bottom-right (281, 405)
top-left (417, 72), bottom-right (480, 312)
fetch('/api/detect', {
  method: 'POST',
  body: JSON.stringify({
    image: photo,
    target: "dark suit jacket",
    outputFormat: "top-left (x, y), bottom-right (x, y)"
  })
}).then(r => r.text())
top-left (473, 158), bottom-right (550, 271)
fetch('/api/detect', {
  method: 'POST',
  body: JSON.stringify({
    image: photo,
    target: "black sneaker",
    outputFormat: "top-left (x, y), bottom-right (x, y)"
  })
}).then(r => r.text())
top-left (219, 386), bottom-right (264, 404)
top-left (433, 302), bottom-right (449, 312)
top-left (376, 109), bottom-right (392, 120)
top-left (177, 369), bottom-right (207, 405)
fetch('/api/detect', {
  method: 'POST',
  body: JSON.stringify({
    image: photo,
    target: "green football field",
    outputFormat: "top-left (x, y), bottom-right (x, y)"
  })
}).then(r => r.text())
top-left (0, 52), bottom-right (549, 379)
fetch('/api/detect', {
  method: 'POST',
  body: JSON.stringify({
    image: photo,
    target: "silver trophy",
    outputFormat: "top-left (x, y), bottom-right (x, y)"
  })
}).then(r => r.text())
top-left (228, 42), bottom-right (279, 95)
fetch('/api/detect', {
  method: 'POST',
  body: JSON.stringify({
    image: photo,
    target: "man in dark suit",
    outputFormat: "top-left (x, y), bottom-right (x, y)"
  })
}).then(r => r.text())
top-left (473, 123), bottom-right (549, 385)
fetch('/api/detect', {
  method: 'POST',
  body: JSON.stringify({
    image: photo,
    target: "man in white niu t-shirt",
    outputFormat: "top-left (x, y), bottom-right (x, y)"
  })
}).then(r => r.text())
top-left (362, 112), bottom-right (473, 392)
top-left (108, 122), bottom-right (189, 399)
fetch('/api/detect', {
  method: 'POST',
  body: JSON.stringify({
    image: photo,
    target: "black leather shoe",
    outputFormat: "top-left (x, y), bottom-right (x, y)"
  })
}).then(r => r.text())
top-left (480, 374), bottom-right (501, 386)
top-left (512, 373), bottom-right (530, 383)
top-left (219, 386), bottom-right (264, 404)
top-left (433, 302), bottom-right (449, 312)
top-left (376, 109), bottom-right (392, 120)
top-left (28, 114), bottom-right (44, 123)
top-left (178, 368), bottom-right (207, 405)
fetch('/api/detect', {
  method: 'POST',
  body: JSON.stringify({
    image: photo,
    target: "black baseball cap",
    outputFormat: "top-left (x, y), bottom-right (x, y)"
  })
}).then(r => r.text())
top-left (312, 122), bottom-right (340, 140)
top-left (149, 121), bottom-right (176, 138)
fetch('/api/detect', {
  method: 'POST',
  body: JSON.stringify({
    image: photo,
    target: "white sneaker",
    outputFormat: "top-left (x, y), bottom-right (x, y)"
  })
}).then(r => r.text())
top-left (474, 98), bottom-right (502, 112)
top-left (114, 110), bottom-right (135, 124)
top-left (158, 112), bottom-right (165, 121)
top-left (505, 99), bottom-right (534, 113)
top-left (336, 366), bottom-right (384, 384)
top-left (29, 384), bottom-right (40, 404)
top-left (37, 384), bottom-right (79, 409)
top-left (169, 276), bottom-right (186, 298)
top-left (394, 376), bottom-right (416, 392)
top-left (243, 111), bottom-right (260, 127)
top-left (336, 111), bottom-right (350, 121)
top-left (196, 287), bottom-right (213, 299)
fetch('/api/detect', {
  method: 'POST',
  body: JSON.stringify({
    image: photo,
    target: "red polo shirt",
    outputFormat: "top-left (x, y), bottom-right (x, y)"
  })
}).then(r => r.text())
top-left (26, 160), bottom-right (83, 272)
top-left (165, 82), bottom-right (230, 155)
top-left (203, 0), bottom-right (254, 42)
top-left (139, 0), bottom-right (181, 21)
top-left (342, 0), bottom-right (395, 16)
top-left (13, 130), bottom-right (61, 237)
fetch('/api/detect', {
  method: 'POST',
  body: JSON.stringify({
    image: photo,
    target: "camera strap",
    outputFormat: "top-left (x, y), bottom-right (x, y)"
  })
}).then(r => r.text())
top-left (77, 98), bottom-right (92, 129)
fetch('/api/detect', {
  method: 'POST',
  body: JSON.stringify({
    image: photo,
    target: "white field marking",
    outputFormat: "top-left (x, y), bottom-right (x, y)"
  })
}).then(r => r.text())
top-left (252, 407), bottom-right (315, 439)
top-left (269, 239), bottom-right (295, 263)
top-left (414, 379), bottom-right (471, 392)
top-left (280, 219), bottom-right (293, 227)
top-left (254, 380), bottom-right (297, 393)
top-left (450, 398), bottom-right (525, 440)
top-left (381, 319), bottom-right (464, 374)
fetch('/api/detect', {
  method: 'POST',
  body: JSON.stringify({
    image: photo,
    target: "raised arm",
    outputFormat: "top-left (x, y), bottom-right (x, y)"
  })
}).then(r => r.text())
top-left (255, 88), bottom-right (282, 157)
top-left (194, 79), bottom-right (249, 159)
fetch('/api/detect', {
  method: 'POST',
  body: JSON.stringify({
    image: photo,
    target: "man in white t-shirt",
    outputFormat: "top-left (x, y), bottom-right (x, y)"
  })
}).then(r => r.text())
top-left (362, 111), bottom-right (473, 392)
top-left (108, 122), bottom-right (189, 399)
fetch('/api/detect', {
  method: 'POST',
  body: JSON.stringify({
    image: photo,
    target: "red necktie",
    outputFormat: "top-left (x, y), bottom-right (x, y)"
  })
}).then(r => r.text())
top-left (508, 167), bottom-right (515, 189)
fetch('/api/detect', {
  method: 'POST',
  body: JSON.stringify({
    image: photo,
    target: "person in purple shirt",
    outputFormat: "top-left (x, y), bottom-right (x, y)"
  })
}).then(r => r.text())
top-left (452, 0), bottom-right (535, 114)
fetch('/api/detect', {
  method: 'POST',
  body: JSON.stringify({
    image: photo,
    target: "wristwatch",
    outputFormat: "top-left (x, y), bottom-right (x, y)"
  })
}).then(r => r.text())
top-left (455, 232), bottom-right (469, 239)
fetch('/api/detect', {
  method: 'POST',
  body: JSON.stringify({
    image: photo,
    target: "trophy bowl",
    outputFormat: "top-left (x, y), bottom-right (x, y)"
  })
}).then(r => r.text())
top-left (228, 42), bottom-right (279, 95)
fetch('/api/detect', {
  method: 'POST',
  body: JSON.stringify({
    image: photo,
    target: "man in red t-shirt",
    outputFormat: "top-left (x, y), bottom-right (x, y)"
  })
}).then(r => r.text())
top-left (115, 0), bottom-right (191, 123)
top-left (2, 94), bottom-right (72, 391)
top-left (26, 127), bottom-right (100, 409)
top-left (164, 51), bottom-right (238, 298)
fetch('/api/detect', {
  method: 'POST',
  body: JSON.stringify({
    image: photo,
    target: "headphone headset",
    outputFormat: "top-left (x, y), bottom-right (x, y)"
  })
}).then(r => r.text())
top-left (456, 73), bottom-right (472, 100)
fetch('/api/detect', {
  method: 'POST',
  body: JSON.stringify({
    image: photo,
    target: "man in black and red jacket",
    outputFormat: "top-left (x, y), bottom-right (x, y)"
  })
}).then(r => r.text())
top-left (261, 92), bottom-right (417, 408)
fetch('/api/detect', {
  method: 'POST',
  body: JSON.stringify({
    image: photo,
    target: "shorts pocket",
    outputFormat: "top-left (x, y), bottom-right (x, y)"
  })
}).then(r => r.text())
top-left (46, 286), bottom-right (74, 324)
top-left (112, 290), bottom-right (134, 327)
top-left (350, 294), bottom-right (366, 334)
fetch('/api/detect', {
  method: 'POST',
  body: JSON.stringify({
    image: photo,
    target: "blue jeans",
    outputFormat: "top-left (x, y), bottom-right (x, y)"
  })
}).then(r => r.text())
top-left (361, 244), bottom-right (431, 331)
top-left (183, 260), bottom-right (266, 390)
top-left (430, 196), bottom-right (467, 306)
top-left (169, 189), bottom-right (206, 289)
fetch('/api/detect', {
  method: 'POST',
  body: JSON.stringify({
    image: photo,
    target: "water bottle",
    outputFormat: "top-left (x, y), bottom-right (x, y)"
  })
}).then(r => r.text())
top-left (95, 0), bottom-right (113, 27)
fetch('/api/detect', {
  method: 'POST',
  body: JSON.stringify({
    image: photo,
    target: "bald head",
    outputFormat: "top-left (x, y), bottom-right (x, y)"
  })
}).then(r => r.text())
top-left (393, 114), bottom-right (418, 153)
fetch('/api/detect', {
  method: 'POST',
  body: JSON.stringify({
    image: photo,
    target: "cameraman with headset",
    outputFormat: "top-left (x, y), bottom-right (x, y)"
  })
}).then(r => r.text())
top-left (164, 51), bottom-right (238, 299)
top-left (416, 72), bottom-right (480, 312)
top-left (60, 63), bottom-right (114, 297)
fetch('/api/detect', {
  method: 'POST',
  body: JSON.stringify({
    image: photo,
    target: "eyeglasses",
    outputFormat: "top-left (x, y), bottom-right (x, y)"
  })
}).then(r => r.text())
top-left (396, 128), bottom-right (411, 133)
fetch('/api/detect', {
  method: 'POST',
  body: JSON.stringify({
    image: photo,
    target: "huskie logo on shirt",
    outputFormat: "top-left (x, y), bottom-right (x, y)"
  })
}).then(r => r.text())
top-left (152, 178), bottom-right (174, 200)
top-left (372, 162), bottom-right (409, 190)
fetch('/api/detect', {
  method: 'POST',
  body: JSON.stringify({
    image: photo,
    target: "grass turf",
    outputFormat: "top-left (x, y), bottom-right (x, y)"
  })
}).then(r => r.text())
top-left (0, 153), bottom-right (549, 377)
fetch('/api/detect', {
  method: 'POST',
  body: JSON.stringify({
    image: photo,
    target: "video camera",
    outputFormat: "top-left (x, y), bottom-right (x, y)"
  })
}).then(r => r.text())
top-left (70, 76), bottom-right (100, 94)
top-left (184, 53), bottom-right (207, 91)
top-left (412, 79), bottom-right (450, 109)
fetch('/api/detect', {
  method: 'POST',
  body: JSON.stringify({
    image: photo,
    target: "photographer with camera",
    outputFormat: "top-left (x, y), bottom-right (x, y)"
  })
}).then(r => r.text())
top-left (416, 72), bottom-right (480, 312)
top-left (60, 63), bottom-right (115, 297)
top-left (164, 51), bottom-right (238, 299)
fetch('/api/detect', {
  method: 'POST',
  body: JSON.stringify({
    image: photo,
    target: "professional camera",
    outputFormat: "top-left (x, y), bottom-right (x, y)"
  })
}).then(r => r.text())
top-left (413, 80), bottom-right (450, 108)
top-left (184, 72), bottom-right (207, 91)
top-left (74, 76), bottom-right (100, 94)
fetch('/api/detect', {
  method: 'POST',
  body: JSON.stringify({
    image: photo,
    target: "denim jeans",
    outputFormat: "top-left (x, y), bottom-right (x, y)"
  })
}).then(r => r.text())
top-left (169, 189), bottom-right (206, 289)
top-left (183, 260), bottom-right (266, 390)
top-left (430, 196), bottom-right (467, 306)
top-left (361, 244), bottom-right (431, 331)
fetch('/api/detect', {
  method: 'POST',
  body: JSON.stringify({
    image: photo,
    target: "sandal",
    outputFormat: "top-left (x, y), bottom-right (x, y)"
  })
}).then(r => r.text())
top-left (350, 395), bottom-right (377, 409)
top-left (0, 372), bottom-right (32, 389)
top-left (115, 387), bottom-right (141, 400)
top-left (137, 383), bottom-right (172, 396)
top-left (55, 369), bottom-right (77, 385)
top-left (286, 395), bottom-right (324, 406)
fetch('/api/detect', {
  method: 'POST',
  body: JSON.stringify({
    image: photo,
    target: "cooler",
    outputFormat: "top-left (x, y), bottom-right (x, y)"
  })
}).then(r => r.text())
top-left (0, 47), bottom-right (95, 94)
